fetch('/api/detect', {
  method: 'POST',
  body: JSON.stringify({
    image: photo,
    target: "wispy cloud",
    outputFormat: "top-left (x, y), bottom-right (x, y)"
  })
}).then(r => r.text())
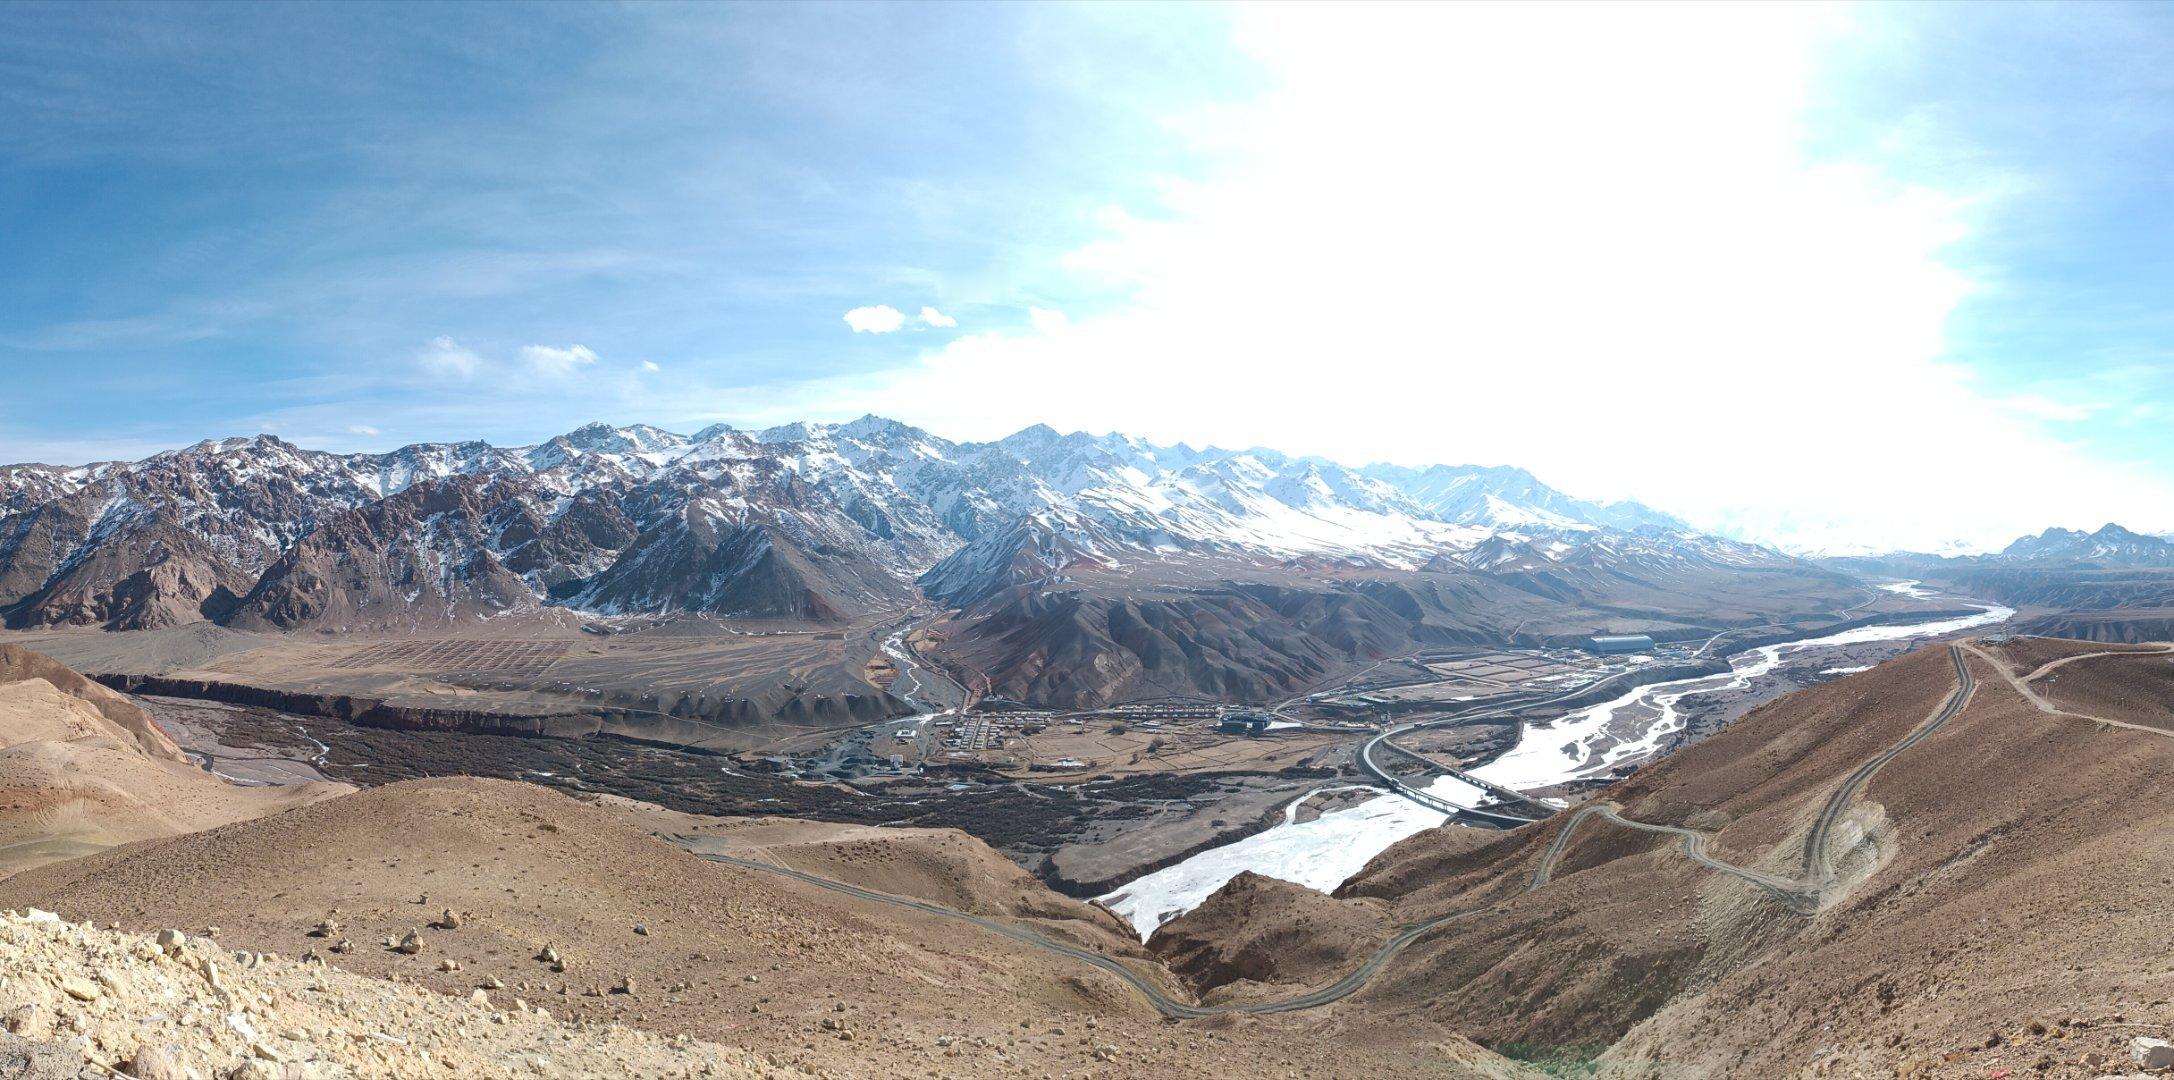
top-left (918, 306), bottom-right (957, 329)
top-left (520, 343), bottom-right (600, 376)
top-left (347, 424), bottom-right (381, 436)
top-left (417, 336), bottom-right (483, 379)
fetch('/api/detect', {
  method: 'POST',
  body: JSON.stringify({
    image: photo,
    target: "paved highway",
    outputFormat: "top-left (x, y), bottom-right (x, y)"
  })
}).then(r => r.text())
top-left (686, 642), bottom-right (1984, 1018)
top-left (1353, 665), bottom-right (1677, 825)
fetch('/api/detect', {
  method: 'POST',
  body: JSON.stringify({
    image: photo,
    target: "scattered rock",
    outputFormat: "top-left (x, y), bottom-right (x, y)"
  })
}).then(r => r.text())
top-left (3, 1004), bottom-right (50, 1038)
top-left (123, 1044), bottom-right (187, 1080)
top-left (437, 959), bottom-right (462, 973)
top-left (154, 929), bottom-right (188, 955)
top-left (58, 975), bottom-right (101, 1002)
top-left (631, 924), bottom-right (647, 936)
top-left (395, 931), bottom-right (424, 956)
top-left (309, 919), bottom-right (341, 938)
top-left (434, 909), bottom-right (462, 931)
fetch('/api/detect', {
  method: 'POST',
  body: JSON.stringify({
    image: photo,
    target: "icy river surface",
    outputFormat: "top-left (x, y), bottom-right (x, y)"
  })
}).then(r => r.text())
top-left (1101, 596), bottom-right (2012, 937)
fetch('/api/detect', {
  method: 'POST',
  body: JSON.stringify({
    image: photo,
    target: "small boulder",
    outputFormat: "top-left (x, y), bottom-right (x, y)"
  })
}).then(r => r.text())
top-left (154, 929), bottom-right (188, 955)
top-left (395, 931), bottom-right (424, 955)
top-left (434, 908), bottom-right (462, 931)
top-left (2132, 1037), bottom-right (2174, 1070)
top-left (58, 976), bottom-right (100, 1002)
top-left (123, 1045), bottom-right (186, 1080)
top-left (437, 959), bottom-right (462, 973)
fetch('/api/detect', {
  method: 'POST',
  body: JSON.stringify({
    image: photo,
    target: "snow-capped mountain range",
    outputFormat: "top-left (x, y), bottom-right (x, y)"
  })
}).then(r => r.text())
top-left (0, 416), bottom-right (1785, 630)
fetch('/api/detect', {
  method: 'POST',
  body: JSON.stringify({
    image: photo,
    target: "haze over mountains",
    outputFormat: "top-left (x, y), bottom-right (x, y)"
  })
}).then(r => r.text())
top-left (0, 417), bottom-right (1746, 634)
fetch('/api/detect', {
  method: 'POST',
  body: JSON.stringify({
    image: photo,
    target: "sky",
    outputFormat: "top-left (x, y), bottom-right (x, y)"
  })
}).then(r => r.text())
top-left (3, 1), bottom-right (2173, 552)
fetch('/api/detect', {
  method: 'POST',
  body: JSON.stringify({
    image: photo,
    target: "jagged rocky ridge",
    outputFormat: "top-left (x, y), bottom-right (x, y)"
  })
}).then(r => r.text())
top-left (0, 417), bottom-right (1784, 631)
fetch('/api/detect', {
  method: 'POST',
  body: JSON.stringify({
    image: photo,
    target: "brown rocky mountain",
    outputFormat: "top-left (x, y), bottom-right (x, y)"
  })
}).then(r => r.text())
top-left (1141, 637), bottom-right (2174, 1076)
top-left (2, 421), bottom-right (1876, 710)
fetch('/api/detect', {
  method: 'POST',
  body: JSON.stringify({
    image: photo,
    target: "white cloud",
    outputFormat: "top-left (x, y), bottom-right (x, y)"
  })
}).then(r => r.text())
top-left (347, 424), bottom-right (382, 436)
top-left (417, 335), bottom-right (482, 379)
top-left (520, 343), bottom-right (600, 376)
top-left (745, 4), bottom-right (2174, 551)
top-left (1028, 307), bottom-right (1070, 335)
top-left (844, 305), bottom-right (907, 333)
top-left (641, 360), bottom-right (662, 373)
top-left (918, 306), bottom-right (958, 329)
top-left (1995, 393), bottom-right (2104, 422)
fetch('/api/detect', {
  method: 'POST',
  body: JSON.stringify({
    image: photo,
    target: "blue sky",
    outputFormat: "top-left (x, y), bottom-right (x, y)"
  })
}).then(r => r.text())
top-left (2, 2), bottom-right (2171, 549)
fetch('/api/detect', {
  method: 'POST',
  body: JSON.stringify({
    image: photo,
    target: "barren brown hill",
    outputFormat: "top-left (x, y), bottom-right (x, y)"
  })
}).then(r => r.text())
top-left (1150, 638), bottom-right (2174, 1077)
top-left (0, 644), bottom-right (349, 877)
top-left (1148, 870), bottom-right (1396, 1001)
top-left (654, 811), bottom-right (1135, 936)
top-left (0, 775), bottom-right (1536, 1079)
top-left (2014, 644), bottom-right (2174, 732)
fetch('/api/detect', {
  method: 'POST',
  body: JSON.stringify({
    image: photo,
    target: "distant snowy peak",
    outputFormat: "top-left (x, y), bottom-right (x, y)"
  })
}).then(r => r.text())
top-left (1997, 523), bottom-right (2174, 567)
top-left (1357, 462), bottom-right (1685, 533)
top-left (1817, 523), bottom-right (2174, 571)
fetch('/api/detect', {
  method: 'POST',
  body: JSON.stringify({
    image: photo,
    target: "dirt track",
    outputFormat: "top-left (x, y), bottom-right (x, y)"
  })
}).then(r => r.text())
top-left (680, 645), bottom-right (1992, 1017)
top-left (1964, 640), bottom-right (2174, 739)
top-left (1528, 644), bottom-right (1976, 910)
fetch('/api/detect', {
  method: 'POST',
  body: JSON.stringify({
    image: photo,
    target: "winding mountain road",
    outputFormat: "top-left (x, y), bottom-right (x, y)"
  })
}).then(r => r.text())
top-left (683, 641), bottom-right (1985, 1017)
top-left (1530, 644), bottom-right (1977, 909)
top-left (1962, 640), bottom-right (2174, 741)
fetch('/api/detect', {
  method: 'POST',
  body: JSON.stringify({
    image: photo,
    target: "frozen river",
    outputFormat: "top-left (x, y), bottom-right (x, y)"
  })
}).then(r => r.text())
top-left (1101, 593), bottom-right (2012, 937)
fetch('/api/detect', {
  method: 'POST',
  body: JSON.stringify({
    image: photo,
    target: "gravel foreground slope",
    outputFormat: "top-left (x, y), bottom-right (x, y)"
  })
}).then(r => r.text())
top-left (0, 907), bottom-right (783, 1079)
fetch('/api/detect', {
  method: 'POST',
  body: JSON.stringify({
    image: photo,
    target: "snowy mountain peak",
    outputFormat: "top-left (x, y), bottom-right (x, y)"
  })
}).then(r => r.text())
top-left (0, 418), bottom-right (1785, 632)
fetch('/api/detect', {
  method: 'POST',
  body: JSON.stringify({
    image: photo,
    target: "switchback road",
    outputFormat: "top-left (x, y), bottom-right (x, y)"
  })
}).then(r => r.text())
top-left (681, 642), bottom-right (1985, 1017)
top-left (1530, 644), bottom-right (1977, 909)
